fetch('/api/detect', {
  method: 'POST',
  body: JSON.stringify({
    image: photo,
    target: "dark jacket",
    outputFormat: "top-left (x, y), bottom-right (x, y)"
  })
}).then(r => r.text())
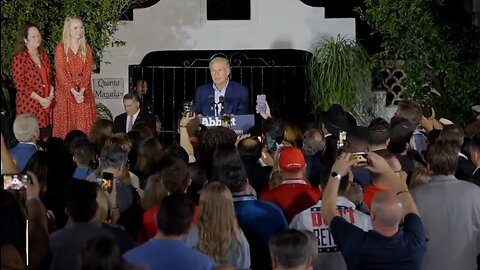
top-left (112, 110), bottom-right (156, 134)
top-left (194, 81), bottom-right (249, 116)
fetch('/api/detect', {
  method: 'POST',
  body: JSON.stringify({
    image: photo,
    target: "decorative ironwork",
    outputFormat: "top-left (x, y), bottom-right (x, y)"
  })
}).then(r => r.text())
top-left (229, 52), bottom-right (275, 67)
top-left (182, 52), bottom-right (275, 67)
top-left (376, 60), bottom-right (406, 104)
top-left (183, 53), bottom-right (228, 67)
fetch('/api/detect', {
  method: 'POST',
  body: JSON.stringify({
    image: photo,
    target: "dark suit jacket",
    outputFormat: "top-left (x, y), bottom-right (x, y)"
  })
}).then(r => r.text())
top-left (138, 96), bottom-right (153, 114)
top-left (470, 168), bottom-right (480, 187)
top-left (194, 81), bottom-right (249, 116)
top-left (322, 135), bottom-right (338, 163)
top-left (455, 155), bottom-right (476, 181)
top-left (9, 143), bottom-right (37, 172)
top-left (112, 110), bottom-right (156, 134)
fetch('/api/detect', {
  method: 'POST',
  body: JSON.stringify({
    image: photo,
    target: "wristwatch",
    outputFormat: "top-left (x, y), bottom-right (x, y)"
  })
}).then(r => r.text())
top-left (330, 172), bottom-right (342, 180)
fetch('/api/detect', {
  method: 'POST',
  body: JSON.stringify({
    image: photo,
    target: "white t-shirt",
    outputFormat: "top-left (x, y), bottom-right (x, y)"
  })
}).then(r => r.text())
top-left (290, 196), bottom-right (372, 270)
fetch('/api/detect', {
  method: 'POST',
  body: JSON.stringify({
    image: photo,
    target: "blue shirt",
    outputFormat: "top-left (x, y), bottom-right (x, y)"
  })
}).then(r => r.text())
top-left (123, 239), bottom-right (214, 270)
top-left (351, 167), bottom-right (372, 187)
top-left (233, 194), bottom-right (288, 270)
top-left (306, 154), bottom-right (325, 187)
top-left (330, 213), bottom-right (427, 270)
top-left (233, 195), bottom-right (288, 245)
top-left (72, 167), bottom-right (94, 180)
top-left (412, 128), bottom-right (427, 154)
top-left (9, 143), bottom-right (37, 172)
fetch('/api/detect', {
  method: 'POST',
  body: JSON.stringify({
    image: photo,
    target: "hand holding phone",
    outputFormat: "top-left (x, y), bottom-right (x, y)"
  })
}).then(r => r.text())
top-left (266, 132), bottom-right (277, 152)
top-left (101, 172), bottom-right (114, 193)
top-left (2, 174), bottom-right (31, 190)
top-left (257, 94), bottom-right (267, 113)
top-left (349, 152), bottom-right (369, 167)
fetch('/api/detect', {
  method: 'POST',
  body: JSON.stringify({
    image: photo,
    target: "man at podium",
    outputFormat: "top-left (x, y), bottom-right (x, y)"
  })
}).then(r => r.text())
top-left (195, 57), bottom-right (249, 116)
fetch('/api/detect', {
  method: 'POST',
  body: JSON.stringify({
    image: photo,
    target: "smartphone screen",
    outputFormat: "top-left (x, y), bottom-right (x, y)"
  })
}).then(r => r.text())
top-left (2, 174), bottom-right (31, 190)
top-left (101, 172), bottom-right (114, 193)
top-left (266, 132), bottom-right (277, 152)
top-left (349, 152), bottom-right (369, 167)
top-left (257, 94), bottom-right (266, 113)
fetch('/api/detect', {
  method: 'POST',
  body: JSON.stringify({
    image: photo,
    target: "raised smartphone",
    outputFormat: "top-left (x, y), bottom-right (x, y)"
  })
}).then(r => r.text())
top-left (2, 174), bottom-right (31, 190)
top-left (257, 94), bottom-right (267, 113)
top-left (349, 152), bottom-right (369, 167)
top-left (101, 172), bottom-right (114, 193)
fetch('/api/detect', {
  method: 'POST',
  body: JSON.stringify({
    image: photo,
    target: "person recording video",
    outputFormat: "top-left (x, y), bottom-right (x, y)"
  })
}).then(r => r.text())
top-left (194, 57), bottom-right (249, 116)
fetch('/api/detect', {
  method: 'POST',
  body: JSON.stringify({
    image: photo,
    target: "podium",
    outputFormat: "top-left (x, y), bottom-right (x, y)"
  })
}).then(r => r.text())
top-left (199, 115), bottom-right (254, 134)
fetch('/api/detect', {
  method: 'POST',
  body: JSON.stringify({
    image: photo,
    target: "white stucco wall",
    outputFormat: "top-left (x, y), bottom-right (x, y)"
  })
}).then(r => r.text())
top-left (94, 0), bottom-right (355, 118)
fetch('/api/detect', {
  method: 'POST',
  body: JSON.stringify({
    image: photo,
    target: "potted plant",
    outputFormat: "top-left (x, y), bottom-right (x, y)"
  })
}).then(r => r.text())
top-left (96, 103), bottom-right (114, 121)
top-left (307, 35), bottom-right (372, 115)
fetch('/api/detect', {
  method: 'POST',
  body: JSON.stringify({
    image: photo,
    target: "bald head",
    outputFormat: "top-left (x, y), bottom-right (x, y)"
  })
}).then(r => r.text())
top-left (371, 192), bottom-right (403, 228)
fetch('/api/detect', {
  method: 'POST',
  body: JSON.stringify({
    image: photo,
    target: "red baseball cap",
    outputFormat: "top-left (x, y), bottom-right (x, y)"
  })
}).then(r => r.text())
top-left (278, 147), bottom-right (306, 173)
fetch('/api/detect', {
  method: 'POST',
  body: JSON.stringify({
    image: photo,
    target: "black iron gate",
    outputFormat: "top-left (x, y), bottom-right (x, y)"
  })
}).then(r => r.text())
top-left (129, 49), bottom-right (312, 146)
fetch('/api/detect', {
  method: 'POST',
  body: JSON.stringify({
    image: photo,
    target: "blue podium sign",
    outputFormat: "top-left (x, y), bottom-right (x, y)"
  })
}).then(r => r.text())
top-left (200, 115), bottom-right (255, 134)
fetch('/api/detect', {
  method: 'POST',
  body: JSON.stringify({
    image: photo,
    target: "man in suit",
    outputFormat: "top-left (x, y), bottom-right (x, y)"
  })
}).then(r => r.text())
top-left (439, 125), bottom-right (476, 181)
top-left (470, 132), bottom-right (480, 186)
top-left (411, 139), bottom-right (480, 270)
top-left (194, 57), bottom-right (249, 116)
top-left (113, 93), bottom-right (156, 134)
top-left (9, 114), bottom-right (39, 171)
top-left (133, 79), bottom-right (153, 114)
top-left (320, 104), bottom-right (356, 163)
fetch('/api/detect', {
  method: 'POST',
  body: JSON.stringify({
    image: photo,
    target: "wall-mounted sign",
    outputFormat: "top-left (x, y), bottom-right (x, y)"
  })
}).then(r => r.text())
top-left (93, 78), bottom-right (124, 99)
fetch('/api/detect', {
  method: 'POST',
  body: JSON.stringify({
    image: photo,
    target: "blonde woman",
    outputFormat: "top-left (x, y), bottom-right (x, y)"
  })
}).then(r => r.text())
top-left (53, 16), bottom-right (96, 138)
top-left (184, 182), bottom-right (250, 269)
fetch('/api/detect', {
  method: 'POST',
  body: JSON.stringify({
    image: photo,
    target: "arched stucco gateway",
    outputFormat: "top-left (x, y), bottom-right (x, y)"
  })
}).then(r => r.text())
top-left (94, 0), bottom-right (355, 117)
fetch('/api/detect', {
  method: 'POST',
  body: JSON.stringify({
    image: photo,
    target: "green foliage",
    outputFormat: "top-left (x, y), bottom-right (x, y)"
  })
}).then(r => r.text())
top-left (357, 0), bottom-right (480, 126)
top-left (1, 0), bottom-right (135, 79)
top-left (308, 35), bottom-right (372, 113)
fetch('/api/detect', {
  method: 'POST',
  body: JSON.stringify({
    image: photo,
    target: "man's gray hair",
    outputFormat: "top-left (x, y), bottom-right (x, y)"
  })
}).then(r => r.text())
top-left (99, 144), bottom-right (128, 169)
top-left (209, 57), bottom-right (230, 69)
top-left (302, 128), bottom-right (325, 155)
top-left (13, 114), bottom-right (39, 142)
top-left (123, 93), bottom-right (140, 102)
top-left (269, 229), bottom-right (313, 268)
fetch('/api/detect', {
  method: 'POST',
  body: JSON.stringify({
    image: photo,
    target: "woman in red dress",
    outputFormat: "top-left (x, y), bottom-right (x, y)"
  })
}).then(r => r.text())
top-left (12, 24), bottom-right (55, 135)
top-left (53, 16), bottom-right (96, 138)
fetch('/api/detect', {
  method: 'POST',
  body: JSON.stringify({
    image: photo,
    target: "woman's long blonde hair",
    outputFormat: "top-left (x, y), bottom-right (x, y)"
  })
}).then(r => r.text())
top-left (198, 182), bottom-right (241, 264)
top-left (62, 16), bottom-right (87, 62)
top-left (141, 172), bottom-right (168, 210)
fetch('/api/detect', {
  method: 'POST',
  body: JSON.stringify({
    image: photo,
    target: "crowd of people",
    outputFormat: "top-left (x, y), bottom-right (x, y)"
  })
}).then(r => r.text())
top-left (2, 94), bottom-right (480, 270)
top-left (2, 16), bottom-right (480, 270)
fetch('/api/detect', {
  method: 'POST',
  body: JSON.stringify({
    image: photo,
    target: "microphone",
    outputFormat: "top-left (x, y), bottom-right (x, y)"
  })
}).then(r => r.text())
top-left (208, 95), bottom-right (215, 111)
top-left (217, 96), bottom-right (225, 116)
